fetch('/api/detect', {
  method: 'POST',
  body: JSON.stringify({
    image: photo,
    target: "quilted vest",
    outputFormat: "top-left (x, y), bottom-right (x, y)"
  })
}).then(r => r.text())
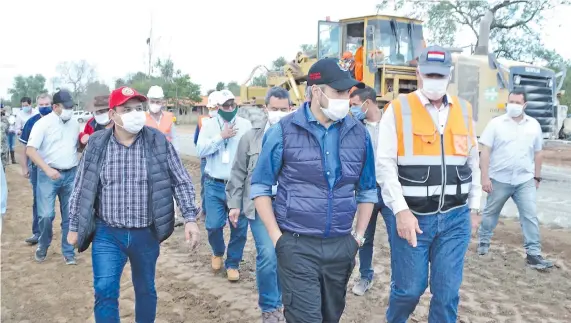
top-left (273, 104), bottom-right (367, 237)
top-left (75, 126), bottom-right (175, 252)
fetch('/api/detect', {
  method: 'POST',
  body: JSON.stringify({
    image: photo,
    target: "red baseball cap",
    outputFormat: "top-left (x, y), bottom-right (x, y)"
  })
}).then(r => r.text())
top-left (108, 86), bottom-right (147, 109)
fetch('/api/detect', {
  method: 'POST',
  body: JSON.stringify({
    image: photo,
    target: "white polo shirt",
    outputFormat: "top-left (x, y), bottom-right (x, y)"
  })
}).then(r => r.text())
top-left (479, 113), bottom-right (543, 186)
top-left (27, 112), bottom-right (80, 170)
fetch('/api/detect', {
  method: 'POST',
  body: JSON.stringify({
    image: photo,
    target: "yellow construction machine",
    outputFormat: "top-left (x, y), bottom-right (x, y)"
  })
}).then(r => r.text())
top-left (241, 12), bottom-right (567, 138)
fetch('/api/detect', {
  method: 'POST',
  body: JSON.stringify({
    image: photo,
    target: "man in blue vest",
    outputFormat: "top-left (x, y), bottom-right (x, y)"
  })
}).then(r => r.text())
top-left (251, 57), bottom-right (378, 323)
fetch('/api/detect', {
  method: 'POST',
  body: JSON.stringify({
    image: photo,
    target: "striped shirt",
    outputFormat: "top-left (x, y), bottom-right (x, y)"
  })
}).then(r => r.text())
top-left (69, 132), bottom-right (199, 231)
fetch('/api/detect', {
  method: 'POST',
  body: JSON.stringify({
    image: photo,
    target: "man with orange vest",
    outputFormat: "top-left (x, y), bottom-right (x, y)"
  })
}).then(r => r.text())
top-left (376, 46), bottom-right (481, 323)
top-left (146, 85), bottom-right (178, 151)
top-left (146, 85), bottom-right (183, 226)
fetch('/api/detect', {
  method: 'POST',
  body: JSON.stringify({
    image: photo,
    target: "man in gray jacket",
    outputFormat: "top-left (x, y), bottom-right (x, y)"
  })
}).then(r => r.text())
top-left (225, 87), bottom-right (292, 323)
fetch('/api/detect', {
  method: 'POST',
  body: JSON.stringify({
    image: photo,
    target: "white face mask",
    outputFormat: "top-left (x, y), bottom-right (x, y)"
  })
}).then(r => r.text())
top-left (267, 110), bottom-right (289, 125)
top-left (149, 103), bottom-right (162, 113)
top-left (420, 75), bottom-right (449, 100)
top-left (208, 109), bottom-right (218, 117)
top-left (320, 90), bottom-right (350, 121)
top-left (506, 103), bottom-right (524, 118)
top-left (60, 109), bottom-right (73, 121)
top-left (94, 113), bottom-right (110, 125)
top-left (118, 110), bottom-right (146, 134)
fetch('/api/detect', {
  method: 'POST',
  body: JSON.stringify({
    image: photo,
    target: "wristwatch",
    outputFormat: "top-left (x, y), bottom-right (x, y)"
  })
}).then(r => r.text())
top-left (534, 177), bottom-right (542, 182)
top-left (470, 208), bottom-right (480, 215)
top-left (351, 231), bottom-right (366, 248)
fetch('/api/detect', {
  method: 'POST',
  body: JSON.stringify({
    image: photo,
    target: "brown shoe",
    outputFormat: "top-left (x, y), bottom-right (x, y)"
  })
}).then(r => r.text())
top-left (227, 268), bottom-right (240, 281)
top-left (211, 256), bottom-right (223, 271)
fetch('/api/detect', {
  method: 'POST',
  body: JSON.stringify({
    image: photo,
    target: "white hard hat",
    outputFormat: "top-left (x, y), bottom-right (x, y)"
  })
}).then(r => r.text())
top-left (147, 85), bottom-right (164, 99)
top-left (206, 91), bottom-right (220, 108)
top-left (216, 90), bottom-right (235, 105)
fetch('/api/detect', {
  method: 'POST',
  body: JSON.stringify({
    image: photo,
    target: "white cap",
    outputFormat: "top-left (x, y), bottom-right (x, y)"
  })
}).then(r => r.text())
top-left (215, 90), bottom-right (235, 105)
top-left (206, 91), bottom-right (220, 108)
top-left (147, 85), bottom-right (164, 99)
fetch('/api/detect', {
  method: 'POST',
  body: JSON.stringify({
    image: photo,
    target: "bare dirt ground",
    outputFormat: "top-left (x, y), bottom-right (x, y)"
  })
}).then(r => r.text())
top-left (2, 146), bottom-right (571, 323)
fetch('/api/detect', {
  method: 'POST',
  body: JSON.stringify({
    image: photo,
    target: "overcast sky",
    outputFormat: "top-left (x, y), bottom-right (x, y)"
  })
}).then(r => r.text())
top-left (1, 0), bottom-right (571, 99)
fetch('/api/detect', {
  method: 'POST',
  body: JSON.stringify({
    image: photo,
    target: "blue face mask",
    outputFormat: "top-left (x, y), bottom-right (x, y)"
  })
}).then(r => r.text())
top-left (22, 106), bottom-right (31, 113)
top-left (39, 106), bottom-right (52, 115)
top-left (350, 104), bottom-right (367, 120)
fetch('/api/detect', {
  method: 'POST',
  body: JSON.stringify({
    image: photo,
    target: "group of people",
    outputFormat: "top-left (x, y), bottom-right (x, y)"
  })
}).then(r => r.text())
top-left (0, 44), bottom-right (553, 323)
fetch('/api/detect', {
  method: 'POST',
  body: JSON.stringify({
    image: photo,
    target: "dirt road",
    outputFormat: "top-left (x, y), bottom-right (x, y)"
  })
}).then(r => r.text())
top-left (2, 152), bottom-right (571, 322)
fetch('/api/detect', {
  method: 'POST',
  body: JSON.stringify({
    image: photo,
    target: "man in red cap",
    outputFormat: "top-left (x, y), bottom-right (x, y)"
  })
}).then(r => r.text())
top-left (67, 86), bottom-right (201, 322)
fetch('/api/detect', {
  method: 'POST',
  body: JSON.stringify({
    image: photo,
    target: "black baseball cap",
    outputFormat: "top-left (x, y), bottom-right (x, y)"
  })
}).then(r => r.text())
top-left (53, 89), bottom-right (75, 109)
top-left (307, 58), bottom-right (365, 91)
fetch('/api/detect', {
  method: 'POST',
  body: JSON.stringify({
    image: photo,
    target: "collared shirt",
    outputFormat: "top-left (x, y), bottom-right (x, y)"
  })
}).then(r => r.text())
top-left (376, 90), bottom-right (482, 214)
top-left (18, 114), bottom-right (43, 144)
top-left (196, 114), bottom-right (252, 181)
top-left (15, 109), bottom-right (39, 133)
top-left (479, 113), bottom-right (542, 185)
top-left (364, 119), bottom-right (380, 158)
top-left (27, 112), bottom-right (79, 170)
top-left (69, 131), bottom-right (199, 231)
top-left (250, 104), bottom-right (377, 203)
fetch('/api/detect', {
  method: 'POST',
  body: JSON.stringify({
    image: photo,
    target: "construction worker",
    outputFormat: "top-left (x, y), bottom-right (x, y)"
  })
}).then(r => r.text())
top-left (18, 93), bottom-right (54, 245)
top-left (252, 58), bottom-right (377, 322)
top-left (226, 87), bottom-right (293, 322)
top-left (354, 40), bottom-right (364, 81)
top-left (197, 89), bottom-right (252, 281)
top-left (78, 95), bottom-right (114, 147)
top-left (194, 91), bottom-right (220, 221)
top-left (67, 86), bottom-right (201, 322)
top-left (376, 46), bottom-right (481, 323)
top-left (478, 89), bottom-right (554, 270)
top-left (348, 86), bottom-right (395, 296)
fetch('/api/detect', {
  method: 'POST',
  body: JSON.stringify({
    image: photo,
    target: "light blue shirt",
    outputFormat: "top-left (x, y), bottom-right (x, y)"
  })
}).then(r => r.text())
top-left (196, 114), bottom-right (252, 181)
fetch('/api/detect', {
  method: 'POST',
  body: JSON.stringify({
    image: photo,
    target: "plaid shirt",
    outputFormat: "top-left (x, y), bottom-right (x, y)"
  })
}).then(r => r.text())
top-left (69, 132), bottom-right (199, 231)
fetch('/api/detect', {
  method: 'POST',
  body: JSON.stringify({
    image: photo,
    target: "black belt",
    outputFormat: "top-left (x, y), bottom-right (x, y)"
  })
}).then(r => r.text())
top-left (206, 175), bottom-right (227, 184)
top-left (52, 167), bottom-right (74, 172)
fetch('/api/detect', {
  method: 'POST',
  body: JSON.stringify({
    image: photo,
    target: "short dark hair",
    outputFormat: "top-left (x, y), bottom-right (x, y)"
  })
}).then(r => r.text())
top-left (350, 86), bottom-right (376, 103)
top-left (265, 87), bottom-right (291, 106)
top-left (508, 89), bottom-right (527, 102)
top-left (20, 97), bottom-right (32, 104)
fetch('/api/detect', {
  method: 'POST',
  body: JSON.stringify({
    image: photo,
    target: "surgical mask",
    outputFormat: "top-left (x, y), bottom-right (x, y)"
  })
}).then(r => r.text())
top-left (320, 91), bottom-right (350, 121)
top-left (506, 103), bottom-right (524, 117)
top-left (267, 110), bottom-right (289, 125)
top-left (94, 113), bottom-right (111, 125)
top-left (117, 110), bottom-right (146, 134)
top-left (60, 109), bottom-right (73, 121)
top-left (208, 109), bottom-right (218, 118)
top-left (22, 106), bottom-right (31, 113)
top-left (38, 106), bottom-right (52, 115)
top-left (149, 103), bottom-right (162, 113)
top-left (350, 103), bottom-right (367, 121)
top-left (420, 76), bottom-right (449, 100)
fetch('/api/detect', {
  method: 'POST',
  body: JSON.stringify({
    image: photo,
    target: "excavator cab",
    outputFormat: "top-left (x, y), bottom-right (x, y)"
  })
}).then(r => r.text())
top-left (317, 15), bottom-right (425, 106)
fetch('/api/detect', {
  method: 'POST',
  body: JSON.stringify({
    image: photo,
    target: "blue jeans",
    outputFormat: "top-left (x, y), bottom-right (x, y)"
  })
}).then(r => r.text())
top-left (200, 158), bottom-right (207, 214)
top-left (28, 161), bottom-right (40, 236)
top-left (204, 179), bottom-right (248, 269)
top-left (7, 133), bottom-right (15, 151)
top-left (249, 214), bottom-right (282, 312)
top-left (478, 178), bottom-right (541, 255)
top-left (358, 186), bottom-right (394, 281)
top-left (92, 220), bottom-right (160, 323)
top-left (36, 167), bottom-right (76, 258)
top-left (386, 206), bottom-right (471, 323)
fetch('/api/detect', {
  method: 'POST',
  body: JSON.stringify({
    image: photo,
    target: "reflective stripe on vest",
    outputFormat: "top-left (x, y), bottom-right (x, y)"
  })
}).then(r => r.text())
top-left (393, 92), bottom-right (475, 215)
top-left (145, 111), bottom-right (173, 141)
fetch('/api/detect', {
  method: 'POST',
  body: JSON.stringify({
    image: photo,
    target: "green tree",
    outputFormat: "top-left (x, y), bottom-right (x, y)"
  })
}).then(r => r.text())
top-left (81, 81), bottom-right (111, 105)
top-left (251, 75), bottom-right (267, 87)
top-left (271, 57), bottom-right (287, 71)
top-left (378, 0), bottom-right (568, 62)
top-left (7, 74), bottom-right (48, 105)
top-left (207, 89), bottom-right (215, 95)
top-left (227, 81), bottom-right (241, 96)
top-left (215, 82), bottom-right (226, 91)
top-left (56, 60), bottom-right (96, 104)
top-left (300, 43), bottom-right (317, 57)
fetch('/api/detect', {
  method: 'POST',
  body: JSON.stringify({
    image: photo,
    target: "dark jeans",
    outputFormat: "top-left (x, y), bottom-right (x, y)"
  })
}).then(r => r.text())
top-left (28, 161), bottom-right (39, 236)
top-left (7, 132), bottom-right (15, 151)
top-left (358, 186), bottom-right (394, 281)
top-left (200, 158), bottom-right (206, 214)
top-left (276, 232), bottom-right (358, 323)
top-left (92, 220), bottom-right (160, 323)
top-left (386, 206), bottom-right (471, 323)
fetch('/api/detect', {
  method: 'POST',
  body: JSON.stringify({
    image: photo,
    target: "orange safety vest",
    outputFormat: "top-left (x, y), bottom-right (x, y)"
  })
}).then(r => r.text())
top-left (354, 46), bottom-right (364, 82)
top-left (198, 115), bottom-right (209, 129)
top-left (145, 111), bottom-right (174, 141)
top-left (391, 92), bottom-right (475, 215)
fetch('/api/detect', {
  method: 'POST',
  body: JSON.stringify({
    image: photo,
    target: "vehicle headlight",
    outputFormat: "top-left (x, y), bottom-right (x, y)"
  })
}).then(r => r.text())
top-left (514, 75), bottom-right (521, 85)
top-left (548, 78), bottom-right (554, 87)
